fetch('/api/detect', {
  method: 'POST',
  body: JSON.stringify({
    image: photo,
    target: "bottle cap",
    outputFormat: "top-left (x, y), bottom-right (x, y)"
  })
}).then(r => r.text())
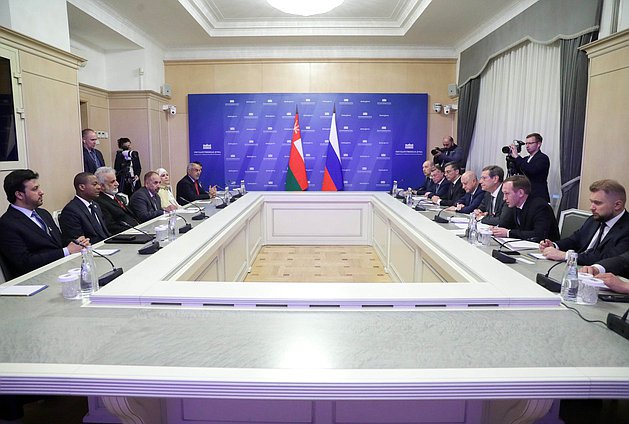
top-left (58, 273), bottom-right (79, 283)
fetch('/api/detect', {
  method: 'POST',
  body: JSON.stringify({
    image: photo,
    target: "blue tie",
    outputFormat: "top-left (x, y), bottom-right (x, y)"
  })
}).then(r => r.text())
top-left (31, 211), bottom-right (50, 236)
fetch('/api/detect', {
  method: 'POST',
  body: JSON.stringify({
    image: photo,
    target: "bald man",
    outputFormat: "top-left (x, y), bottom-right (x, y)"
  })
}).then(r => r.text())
top-left (446, 171), bottom-right (484, 214)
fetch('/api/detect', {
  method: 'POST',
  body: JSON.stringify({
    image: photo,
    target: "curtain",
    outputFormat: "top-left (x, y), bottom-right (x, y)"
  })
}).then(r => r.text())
top-left (558, 32), bottom-right (597, 211)
top-left (466, 41), bottom-right (561, 203)
top-left (456, 77), bottom-right (481, 166)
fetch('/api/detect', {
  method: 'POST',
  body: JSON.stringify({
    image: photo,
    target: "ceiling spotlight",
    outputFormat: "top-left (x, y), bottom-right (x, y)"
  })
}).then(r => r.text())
top-left (267, 0), bottom-right (344, 16)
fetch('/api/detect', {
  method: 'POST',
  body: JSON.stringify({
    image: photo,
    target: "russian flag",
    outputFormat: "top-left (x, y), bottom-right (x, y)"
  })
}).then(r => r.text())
top-left (322, 108), bottom-right (344, 191)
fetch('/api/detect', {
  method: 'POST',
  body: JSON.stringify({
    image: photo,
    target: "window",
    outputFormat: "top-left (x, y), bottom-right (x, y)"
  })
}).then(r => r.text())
top-left (0, 43), bottom-right (26, 170)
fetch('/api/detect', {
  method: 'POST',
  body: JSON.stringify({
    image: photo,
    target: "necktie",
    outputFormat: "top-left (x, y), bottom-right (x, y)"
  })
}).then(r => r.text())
top-left (31, 211), bottom-right (50, 236)
top-left (491, 196), bottom-right (496, 215)
top-left (90, 150), bottom-right (99, 167)
top-left (194, 180), bottom-right (200, 196)
top-left (591, 221), bottom-right (606, 250)
top-left (89, 203), bottom-right (107, 238)
top-left (114, 195), bottom-right (126, 210)
top-left (515, 208), bottom-right (521, 227)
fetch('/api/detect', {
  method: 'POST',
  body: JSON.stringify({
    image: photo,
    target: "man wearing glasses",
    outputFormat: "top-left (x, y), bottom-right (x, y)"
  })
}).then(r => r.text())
top-left (508, 132), bottom-right (550, 202)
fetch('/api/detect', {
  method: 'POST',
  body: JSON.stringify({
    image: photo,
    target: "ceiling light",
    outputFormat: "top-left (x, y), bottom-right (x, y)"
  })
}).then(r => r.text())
top-left (267, 0), bottom-right (344, 16)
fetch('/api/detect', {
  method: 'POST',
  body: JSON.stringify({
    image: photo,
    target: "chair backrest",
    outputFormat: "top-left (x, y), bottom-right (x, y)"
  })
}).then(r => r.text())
top-left (558, 208), bottom-right (592, 239)
top-left (52, 209), bottom-right (62, 228)
top-left (0, 252), bottom-right (10, 283)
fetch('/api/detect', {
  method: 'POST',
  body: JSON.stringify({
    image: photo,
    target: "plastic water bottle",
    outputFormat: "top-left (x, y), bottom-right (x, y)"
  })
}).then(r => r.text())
top-left (80, 247), bottom-right (98, 300)
top-left (168, 210), bottom-right (177, 241)
top-left (225, 184), bottom-right (231, 205)
top-left (405, 187), bottom-right (412, 205)
top-left (560, 250), bottom-right (579, 302)
top-left (240, 179), bottom-right (246, 195)
top-left (391, 180), bottom-right (398, 196)
top-left (467, 213), bottom-right (478, 244)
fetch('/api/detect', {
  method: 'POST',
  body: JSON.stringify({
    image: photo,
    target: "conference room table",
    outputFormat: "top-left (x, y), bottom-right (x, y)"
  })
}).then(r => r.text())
top-left (0, 192), bottom-right (627, 424)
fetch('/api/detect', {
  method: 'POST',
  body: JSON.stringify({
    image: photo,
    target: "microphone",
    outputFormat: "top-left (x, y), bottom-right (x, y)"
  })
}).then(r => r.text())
top-left (433, 208), bottom-right (449, 224)
top-left (535, 260), bottom-right (565, 293)
top-left (491, 237), bottom-right (542, 263)
top-left (180, 197), bottom-right (207, 220)
top-left (175, 213), bottom-right (192, 233)
top-left (120, 221), bottom-right (160, 255)
top-left (71, 240), bottom-right (123, 286)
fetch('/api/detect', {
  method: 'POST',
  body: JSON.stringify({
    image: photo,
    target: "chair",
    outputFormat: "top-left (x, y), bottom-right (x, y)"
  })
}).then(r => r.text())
top-left (52, 209), bottom-right (62, 228)
top-left (558, 208), bottom-right (591, 239)
top-left (0, 252), bottom-right (10, 283)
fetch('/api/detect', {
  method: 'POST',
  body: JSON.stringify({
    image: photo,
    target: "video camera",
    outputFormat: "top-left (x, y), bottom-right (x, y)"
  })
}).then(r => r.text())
top-left (431, 147), bottom-right (444, 156)
top-left (501, 140), bottom-right (524, 154)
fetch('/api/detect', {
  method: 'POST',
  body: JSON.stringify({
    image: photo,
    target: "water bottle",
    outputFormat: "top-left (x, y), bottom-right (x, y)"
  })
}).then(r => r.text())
top-left (560, 250), bottom-right (579, 302)
top-left (225, 183), bottom-right (231, 204)
top-left (391, 180), bottom-right (398, 196)
top-left (467, 213), bottom-right (478, 244)
top-left (80, 247), bottom-right (98, 299)
top-left (405, 187), bottom-right (412, 205)
top-left (168, 210), bottom-right (177, 241)
top-left (240, 179), bottom-right (246, 195)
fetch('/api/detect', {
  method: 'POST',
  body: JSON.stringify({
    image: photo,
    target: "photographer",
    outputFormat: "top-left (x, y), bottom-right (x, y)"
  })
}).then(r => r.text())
top-left (508, 132), bottom-right (550, 202)
top-left (114, 137), bottom-right (142, 196)
top-left (432, 136), bottom-right (463, 167)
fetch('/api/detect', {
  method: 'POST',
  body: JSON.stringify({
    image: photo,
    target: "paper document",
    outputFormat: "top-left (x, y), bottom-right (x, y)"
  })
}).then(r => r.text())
top-left (449, 217), bottom-right (468, 224)
top-left (94, 248), bottom-right (120, 256)
top-left (0, 285), bottom-right (48, 296)
top-left (495, 238), bottom-right (539, 250)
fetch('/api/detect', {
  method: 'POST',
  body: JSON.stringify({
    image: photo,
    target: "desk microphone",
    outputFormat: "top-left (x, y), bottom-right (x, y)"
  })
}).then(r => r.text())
top-left (175, 214), bottom-right (192, 233)
top-left (71, 240), bottom-right (123, 286)
top-left (120, 221), bottom-right (160, 254)
top-left (491, 237), bottom-right (541, 263)
top-left (180, 198), bottom-right (207, 220)
top-left (535, 260), bottom-right (565, 293)
top-left (433, 208), bottom-right (449, 224)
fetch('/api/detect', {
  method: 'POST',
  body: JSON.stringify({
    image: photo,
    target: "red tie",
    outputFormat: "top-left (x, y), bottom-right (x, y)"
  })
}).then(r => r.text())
top-left (194, 181), bottom-right (200, 196)
top-left (114, 196), bottom-right (126, 210)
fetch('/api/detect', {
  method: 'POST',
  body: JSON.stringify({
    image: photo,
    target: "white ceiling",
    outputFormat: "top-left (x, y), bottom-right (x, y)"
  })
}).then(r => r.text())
top-left (67, 0), bottom-right (535, 58)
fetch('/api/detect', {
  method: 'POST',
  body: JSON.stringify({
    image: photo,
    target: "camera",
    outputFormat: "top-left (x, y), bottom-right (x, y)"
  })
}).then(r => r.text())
top-left (431, 147), bottom-right (443, 156)
top-left (169, 105), bottom-right (177, 115)
top-left (433, 103), bottom-right (442, 113)
top-left (501, 139), bottom-right (524, 154)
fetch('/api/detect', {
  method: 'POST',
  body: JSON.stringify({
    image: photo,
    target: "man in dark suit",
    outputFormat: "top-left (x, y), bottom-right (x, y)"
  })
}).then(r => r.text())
top-left (415, 160), bottom-right (435, 195)
top-left (446, 171), bottom-right (485, 214)
top-left (176, 161), bottom-right (217, 205)
top-left (94, 167), bottom-right (139, 234)
top-left (491, 175), bottom-right (559, 241)
top-left (0, 170), bottom-right (86, 281)
top-left (540, 179), bottom-right (629, 265)
top-left (59, 172), bottom-right (111, 245)
top-left (425, 165), bottom-right (450, 200)
top-left (431, 162), bottom-right (465, 207)
top-left (433, 136), bottom-right (463, 167)
top-left (475, 165), bottom-right (506, 226)
top-left (130, 171), bottom-right (176, 222)
top-left (82, 128), bottom-right (106, 174)
top-left (509, 132), bottom-right (550, 202)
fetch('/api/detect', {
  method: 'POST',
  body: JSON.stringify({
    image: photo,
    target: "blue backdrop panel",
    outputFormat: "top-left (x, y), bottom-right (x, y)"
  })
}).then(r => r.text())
top-left (188, 93), bottom-right (427, 191)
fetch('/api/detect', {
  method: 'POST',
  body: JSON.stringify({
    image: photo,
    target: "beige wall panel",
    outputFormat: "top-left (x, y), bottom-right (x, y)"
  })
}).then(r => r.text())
top-left (21, 74), bottom-right (81, 211)
top-left (261, 62), bottom-right (311, 92)
top-left (88, 105), bottom-right (113, 163)
top-left (166, 113), bottom-right (189, 180)
top-left (357, 62), bottom-right (410, 92)
top-left (407, 62), bottom-right (457, 105)
top-left (589, 45), bottom-right (629, 77)
top-left (213, 63), bottom-right (263, 93)
top-left (109, 96), bottom-right (150, 109)
top-left (428, 114), bottom-right (458, 156)
top-left (165, 63), bottom-right (216, 115)
top-left (148, 108), bottom-right (165, 171)
top-left (309, 62), bottom-right (361, 92)
top-left (109, 108), bottom-right (150, 175)
top-left (20, 51), bottom-right (77, 85)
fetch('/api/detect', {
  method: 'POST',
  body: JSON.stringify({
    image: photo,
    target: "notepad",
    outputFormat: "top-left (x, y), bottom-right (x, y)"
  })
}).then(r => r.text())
top-left (94, 248), bottom-right (120, 256)
top-left (0, 285), bottom-right (48, 296)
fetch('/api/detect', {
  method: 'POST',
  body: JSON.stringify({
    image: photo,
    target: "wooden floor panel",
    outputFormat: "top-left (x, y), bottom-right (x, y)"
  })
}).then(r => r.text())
top-left (244, 245), bottom-right (392, 283)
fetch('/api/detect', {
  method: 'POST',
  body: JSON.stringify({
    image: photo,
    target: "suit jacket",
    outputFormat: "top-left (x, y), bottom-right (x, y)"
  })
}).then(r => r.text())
top-left (0, 206), bottom-right (65, 280)
top-left (434, 145), bottom-right (463, 167)
top-left (129, 187), bottom-right (164, 223)
top-left (479, 187), bottom-right (506, 226)
top-left (94, 192), bottom-right (140, 235)
top-left (555, 211), bottom-right (629, 266)
top-left (439, 177), bottom-right (465, 207)
top-left (176, 175), bottom-right (210, 205)
top-left (114, 150), bottom-right (142, 195)
top-left (499, 196), bottom-right (560, 241)
top-left (514, 151), bottom-right (550, 202)
top-left (82, 147), bottom-right (106, 174)
top-left (59, 197), bottom-right (110, 245)
top-left (455, 186), bottom-right (485, 214)
top-left (416, 176), bottom-right (435, 195)
top-left (427, 178), bottom-right (451, 200)
top-left (598, 251), bottom-right (629, 279)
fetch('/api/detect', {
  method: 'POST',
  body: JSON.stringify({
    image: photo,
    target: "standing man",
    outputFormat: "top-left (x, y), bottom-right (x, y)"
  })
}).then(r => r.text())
top-left (490, 175), bottom-right (559, 241)
top-left (130, 171), bottom-right (177, 223)
top-left (431, 162), bottom-right (465, 207)
top-left (509, 132), bottom-right (550, 202)
top-left (94, 166), bottom-right (140, 235)
top-left (433, 136), bottom-right (463, 167)
top-left (446, 171), bottom-right (484, 214)
top-left (475, 165), bottom-right (506, 226)
top-left (176, 161), bottom-right (216, 205)
top-left (82, 128), bottom-right (106, 174)
top-left (415, 160), bottom-right (435, 195)
top-left (540, 179), bottom-right (629, 265)
top-left (59, 172), bottom-right (111, 245)
top-left (0, 170), bottom-right (86, 280)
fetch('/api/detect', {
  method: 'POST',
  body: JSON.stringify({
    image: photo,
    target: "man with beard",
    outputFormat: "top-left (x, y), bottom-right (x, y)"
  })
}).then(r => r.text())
top-left (540, 179), bottom-right (629, 265)
top-left (94, 166), bottom-right (139, 235)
